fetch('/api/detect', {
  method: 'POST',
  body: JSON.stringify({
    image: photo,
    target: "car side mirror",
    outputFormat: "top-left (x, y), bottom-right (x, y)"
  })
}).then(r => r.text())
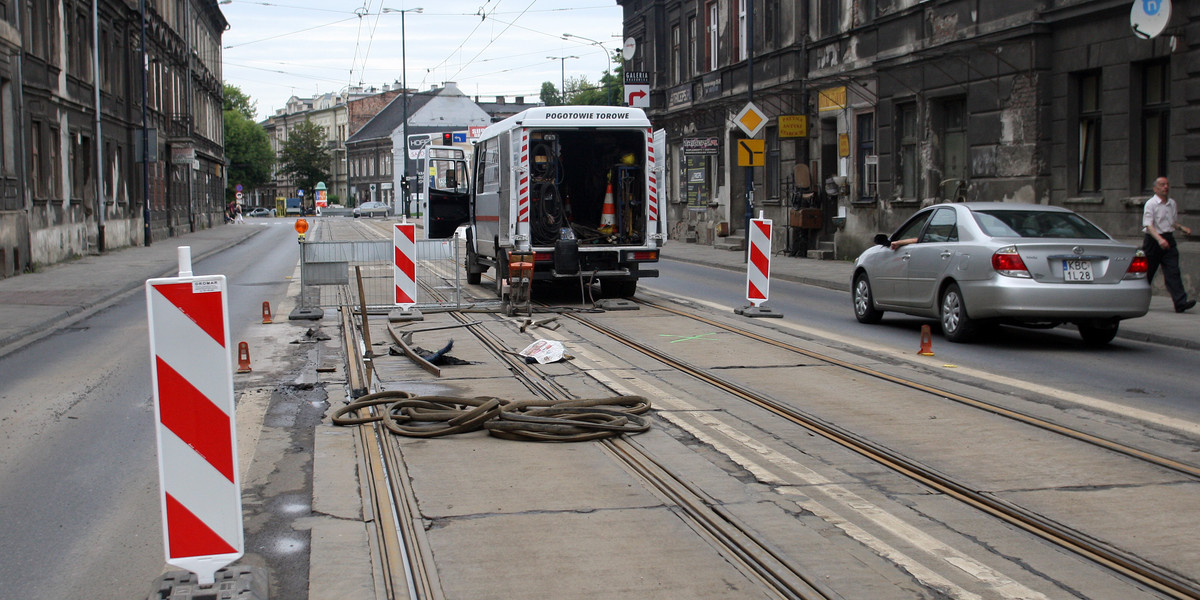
top-left (874, 233), bottom-right (891, 247)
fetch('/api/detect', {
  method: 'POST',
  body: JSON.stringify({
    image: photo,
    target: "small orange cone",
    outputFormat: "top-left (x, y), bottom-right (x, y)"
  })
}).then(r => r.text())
top-left (599, 181), bottom-right (616, 233)
top-left (917, 325), bottom-right (934, 356)
top-left (262, 301), bottom-right (273, 324)
top-left (237, 341), bottom-right (253, 373)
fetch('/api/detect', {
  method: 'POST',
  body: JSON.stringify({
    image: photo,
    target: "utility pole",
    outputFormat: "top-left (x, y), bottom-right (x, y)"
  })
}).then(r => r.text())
top-left (743, 0), bottom-right (754, 258)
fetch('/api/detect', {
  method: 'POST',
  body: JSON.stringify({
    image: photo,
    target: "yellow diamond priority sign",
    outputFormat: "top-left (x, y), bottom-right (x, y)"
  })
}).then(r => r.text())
top-left (734, 102), bottom-right (768, 138)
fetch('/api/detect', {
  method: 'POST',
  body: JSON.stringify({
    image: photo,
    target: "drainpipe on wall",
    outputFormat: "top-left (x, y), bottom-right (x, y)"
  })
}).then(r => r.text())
top-left (92, 0), bottom-right (105, 252)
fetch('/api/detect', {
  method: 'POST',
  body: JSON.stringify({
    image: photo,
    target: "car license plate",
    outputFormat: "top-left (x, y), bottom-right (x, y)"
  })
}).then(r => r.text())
top-left (1063, 259), bottom-right (1093, 282)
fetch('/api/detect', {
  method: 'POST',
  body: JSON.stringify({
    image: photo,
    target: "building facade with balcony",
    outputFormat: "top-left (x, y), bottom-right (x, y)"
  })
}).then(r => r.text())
top-left (0, 0), bottom-right (228, 278)
top-left (258, 86), bottom-right (403, 207)
top-left (619, 0), bottom-right (1200, 263)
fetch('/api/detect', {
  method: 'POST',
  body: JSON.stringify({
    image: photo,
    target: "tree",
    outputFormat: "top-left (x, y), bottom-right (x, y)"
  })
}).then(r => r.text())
top-left (563, 51), bottom-right (623, 106)
top-left (223, 84), bottom-right (257, 120)
top-left (278, 120), bottom-right (330, 201)
top-left (223, 85), bottom-right (272, 201)
top-left (540, 81), bottom-right (561, 106)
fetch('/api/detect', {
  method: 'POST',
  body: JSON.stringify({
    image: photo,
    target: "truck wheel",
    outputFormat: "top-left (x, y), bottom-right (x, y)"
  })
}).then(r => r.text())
top-left (601, 278), bottom-right (638, 298)
top-left (464, 229), bottom-right (482, 285)
top-left (493, 248), bottom-right (509, 298)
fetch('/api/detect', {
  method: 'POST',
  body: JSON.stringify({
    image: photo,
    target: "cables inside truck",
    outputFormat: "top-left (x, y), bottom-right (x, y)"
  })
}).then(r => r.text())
top-left (530, 138), bottom-right (572, 245)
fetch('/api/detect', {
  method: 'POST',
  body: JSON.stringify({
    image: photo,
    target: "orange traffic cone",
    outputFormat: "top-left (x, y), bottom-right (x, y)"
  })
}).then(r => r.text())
top-left (262, 301), bottom-right (273, 324)
top-left (599, 181), bottom-right (616, 233)
top-left (237, 341), bottom-right (253, 373)
top-left (917, 325), bottom-right (934, 356)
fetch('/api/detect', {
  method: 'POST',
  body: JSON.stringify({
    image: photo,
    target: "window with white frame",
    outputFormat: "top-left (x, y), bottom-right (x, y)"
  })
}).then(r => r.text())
top-left (737, 0), bottom-right (747, 62)
top-left (706, 1), bottom-right (718, 72)
top-left (672, 25), bottom-right (681, 84)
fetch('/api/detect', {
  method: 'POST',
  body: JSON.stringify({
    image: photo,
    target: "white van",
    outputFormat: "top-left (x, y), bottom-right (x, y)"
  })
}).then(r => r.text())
top-left (427, 107), bottom-right (666, 298)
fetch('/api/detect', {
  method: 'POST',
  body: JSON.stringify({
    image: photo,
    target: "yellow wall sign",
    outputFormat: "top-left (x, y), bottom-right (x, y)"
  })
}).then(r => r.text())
top-left (838, 133), bottom-right (851, 157)
top-left (737, 139), bottom-right (765, 167)
top-left (779, 115), bottom-right (808, 138)
top-left (818, 87), bottom-right (847, 112)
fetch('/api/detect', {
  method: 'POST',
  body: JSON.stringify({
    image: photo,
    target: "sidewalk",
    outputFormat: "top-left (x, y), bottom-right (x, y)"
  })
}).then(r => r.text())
top-left (658, 241), bottom-right (1200, 350)
top-left (0, 224), bottom-right (262, 358)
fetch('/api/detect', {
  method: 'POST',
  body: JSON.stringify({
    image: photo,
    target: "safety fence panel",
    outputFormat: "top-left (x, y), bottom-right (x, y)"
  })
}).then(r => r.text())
top-left (299, 238), bottom-right (462, 311)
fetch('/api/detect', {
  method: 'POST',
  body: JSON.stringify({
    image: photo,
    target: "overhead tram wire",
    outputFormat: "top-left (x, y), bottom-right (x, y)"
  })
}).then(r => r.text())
top-left (222, 16), bottom-right (359, 49)
top-left (446, 1), bottom-right (536, 83)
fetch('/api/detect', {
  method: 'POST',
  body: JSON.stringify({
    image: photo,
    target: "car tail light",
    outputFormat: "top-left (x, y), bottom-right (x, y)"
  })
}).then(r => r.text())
top-left (533, 252), bottom-right (554, 262)
top-left (1124, 250), bottom-right (1149, 279)
top-left (991, 246), bottom-right (1031, 278)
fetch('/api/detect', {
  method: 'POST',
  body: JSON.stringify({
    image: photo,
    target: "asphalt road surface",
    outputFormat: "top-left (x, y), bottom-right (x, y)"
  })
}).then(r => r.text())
top-left (0, 223), bottom-right (298, 599)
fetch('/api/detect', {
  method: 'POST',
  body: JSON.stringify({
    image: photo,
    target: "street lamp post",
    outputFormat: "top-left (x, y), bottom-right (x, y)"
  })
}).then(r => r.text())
top-left (139, 0), bottom-right (151, 245)
top-left (547, 55), bottom-right (579, 105)
top-left (562, 33), bottom-right (611, 104)
top-left (383, 7), bottom-right (423, 218)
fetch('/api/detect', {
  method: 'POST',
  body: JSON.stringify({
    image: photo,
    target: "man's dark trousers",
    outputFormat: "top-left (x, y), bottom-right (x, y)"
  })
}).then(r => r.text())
top-left (1144, 232), bottom-right (1188, 309)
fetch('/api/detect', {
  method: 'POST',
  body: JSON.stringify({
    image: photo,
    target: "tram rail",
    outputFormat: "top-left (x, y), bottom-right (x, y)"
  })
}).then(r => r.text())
top-left (564, 301), bottom-right (1200, 600)
top-left (328, 218), bottom-right (1198, 599)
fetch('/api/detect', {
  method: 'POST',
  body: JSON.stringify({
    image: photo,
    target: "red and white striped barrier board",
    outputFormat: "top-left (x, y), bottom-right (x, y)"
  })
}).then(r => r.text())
top-left (646, 128), bottom-right (659, 227)
top-left (745, 217), bottom-right (773, 307)
top-left (145, 248), bottom-right (242, 585)
top-left (516, 129), bottom-right (530, 225)
top-left (394, 222), bottom-right (417, 309)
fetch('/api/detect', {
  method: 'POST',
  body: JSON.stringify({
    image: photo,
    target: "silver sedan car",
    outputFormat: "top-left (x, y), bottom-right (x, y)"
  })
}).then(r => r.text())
top-left (851, 203), bottom-right (1151, 345)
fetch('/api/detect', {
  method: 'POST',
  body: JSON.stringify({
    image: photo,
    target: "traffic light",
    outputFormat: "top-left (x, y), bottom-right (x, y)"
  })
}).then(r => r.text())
top-left (442, 132), bottom-right (452, 146)
top-left (400, 177), bottom-right (410, 193)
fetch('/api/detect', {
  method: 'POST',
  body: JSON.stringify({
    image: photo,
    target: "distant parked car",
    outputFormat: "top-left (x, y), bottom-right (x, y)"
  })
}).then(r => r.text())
top-left (353, 202), bottom-right (390, 218)
top-left (851, 202), bottom-right (1150, 345)
top-left (247, 207), bottom-right (273, 217)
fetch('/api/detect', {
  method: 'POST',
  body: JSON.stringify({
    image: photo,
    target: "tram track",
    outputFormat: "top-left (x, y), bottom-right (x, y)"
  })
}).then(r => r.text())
top-left (327, 220), bottom-right (1198, 597)
top-left (443, 308), bottom-right (834, 600)
top-left (563, 299), bottom-right (1200, 600)
top-left (338, 264), bottom-right (835, 598)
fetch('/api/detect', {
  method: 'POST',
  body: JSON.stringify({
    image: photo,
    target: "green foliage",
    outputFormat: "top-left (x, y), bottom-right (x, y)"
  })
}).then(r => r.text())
top-left (540, 81), bottom-right (561, 106)
top-left (278, 120), bottom-right (330, 196)
top-left (542, 51), bottom-right (623, 106)
top-left (223, 84), bottom-right (257, 120)
top-left (223, 85), bottom-right (272, 199)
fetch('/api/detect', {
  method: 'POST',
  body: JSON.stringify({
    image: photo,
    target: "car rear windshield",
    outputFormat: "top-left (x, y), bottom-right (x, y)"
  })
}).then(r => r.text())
top-left (971, 210), bottom-right (1109, 239)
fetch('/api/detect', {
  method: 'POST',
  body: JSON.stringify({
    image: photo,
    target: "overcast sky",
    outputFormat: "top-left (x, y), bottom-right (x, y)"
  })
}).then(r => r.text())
top-left (219, 0), bottom-right (625, 121)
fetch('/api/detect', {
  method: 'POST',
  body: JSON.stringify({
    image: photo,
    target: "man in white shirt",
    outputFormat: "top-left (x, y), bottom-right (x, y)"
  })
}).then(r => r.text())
top-left (1143, 177), bottom-right (1194, 313)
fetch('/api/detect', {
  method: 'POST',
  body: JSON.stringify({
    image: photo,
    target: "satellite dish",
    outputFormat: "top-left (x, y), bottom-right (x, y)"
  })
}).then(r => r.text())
top-left (1130, 0), bottom-right (1172, 39)
top-left (622, 37), bottom-right (636, 61)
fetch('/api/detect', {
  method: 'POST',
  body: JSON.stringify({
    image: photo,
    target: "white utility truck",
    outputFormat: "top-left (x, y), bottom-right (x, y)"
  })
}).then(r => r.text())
top-left (425, 107), bottom-right (666, 298)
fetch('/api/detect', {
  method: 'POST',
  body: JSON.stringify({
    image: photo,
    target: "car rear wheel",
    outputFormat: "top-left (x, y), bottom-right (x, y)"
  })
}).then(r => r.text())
top-left (940, 283), bottom-right (976, 343)
top-left (1077, 319), bottom-right (1119, 346)
top-left (853, 273), bottom-right (884, 324)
